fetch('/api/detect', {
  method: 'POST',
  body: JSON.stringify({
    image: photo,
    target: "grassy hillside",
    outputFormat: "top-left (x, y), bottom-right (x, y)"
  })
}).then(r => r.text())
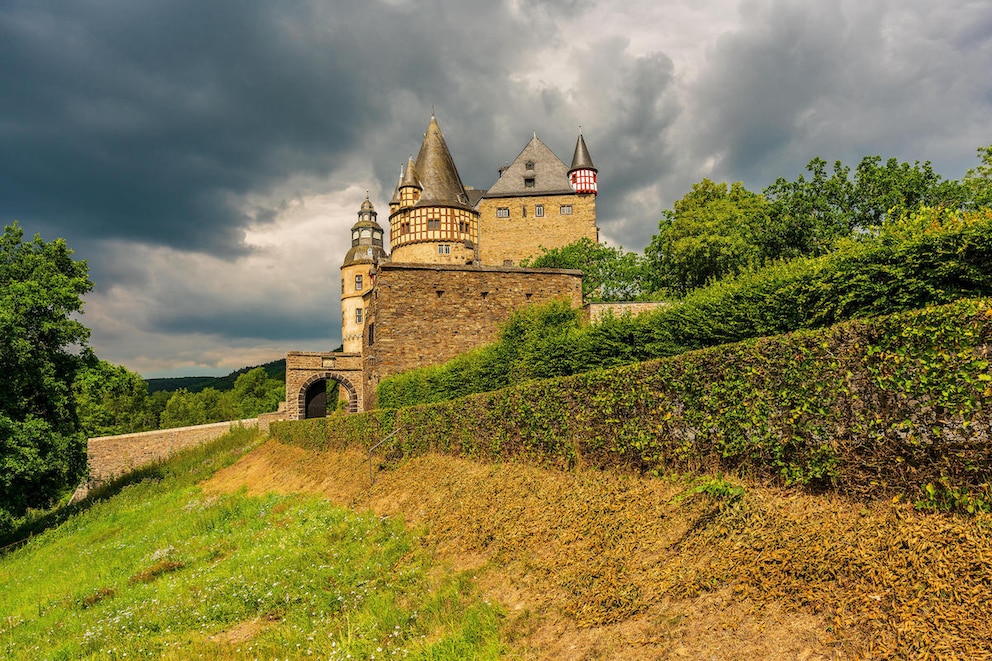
top-left (0, 429), bottom-right (504, 660)
top-left (146, 358), bottom-right (286, 394)
top-left (5, 426), bottom-right (992, 658)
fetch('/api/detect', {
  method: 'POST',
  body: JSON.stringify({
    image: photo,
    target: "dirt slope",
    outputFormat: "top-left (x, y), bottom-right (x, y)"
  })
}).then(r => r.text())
top-left (203, 440), bottom-right (992, 660)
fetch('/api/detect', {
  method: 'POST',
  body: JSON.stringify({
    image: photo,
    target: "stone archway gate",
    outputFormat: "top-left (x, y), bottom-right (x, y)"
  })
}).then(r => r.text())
top-left (286, 351), bottom-right (364, 418)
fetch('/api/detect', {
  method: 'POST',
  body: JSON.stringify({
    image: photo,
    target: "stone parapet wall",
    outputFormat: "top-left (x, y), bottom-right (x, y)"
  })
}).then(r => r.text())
top-left (74, 419), bottom-right (260, 500)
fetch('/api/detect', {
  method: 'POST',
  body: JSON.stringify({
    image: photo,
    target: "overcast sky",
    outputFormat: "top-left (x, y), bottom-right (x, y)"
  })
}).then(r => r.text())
top-left (3, 0), bottom-right (991, 377)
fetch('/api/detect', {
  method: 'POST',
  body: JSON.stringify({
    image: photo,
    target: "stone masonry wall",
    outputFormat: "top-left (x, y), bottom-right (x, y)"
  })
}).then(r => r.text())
top-left (362, 262), bottom-right (583, 409)
top-left (285, 351), bottom-right (364, 418)
top-left (74, 418), bottom-right (261, 500)
top-left (585, 301), bottom-right (669, 323)
top-left (477, 193), bottom-right (597, 266)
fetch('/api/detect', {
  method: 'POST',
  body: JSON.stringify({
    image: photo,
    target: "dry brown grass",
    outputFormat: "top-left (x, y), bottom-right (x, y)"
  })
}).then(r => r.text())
top-left (203, 440), bottom-right (992, 660)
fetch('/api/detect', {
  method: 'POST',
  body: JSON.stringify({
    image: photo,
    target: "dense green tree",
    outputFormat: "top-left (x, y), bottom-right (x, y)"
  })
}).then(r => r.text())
top-left (763, 155), bottom-right (968, 250)
top-left (963, 145), bottom-right (992, 210)
top-left (644, 179), bottom-right (772, 296)
top-left (159, 389), bottom-right (209, 429)
top-left (231, 367), bottom-right (284, 418)
top-left (1, 223), bottom-right (93, 529)
top-left (73, 352), bottom-right (156, 437)
top-left (521, 237), bottom-right (649, 302)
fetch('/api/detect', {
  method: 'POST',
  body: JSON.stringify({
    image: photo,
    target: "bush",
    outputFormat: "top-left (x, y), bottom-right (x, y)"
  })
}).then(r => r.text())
top-left (284, 298), bottom-right (992, 507)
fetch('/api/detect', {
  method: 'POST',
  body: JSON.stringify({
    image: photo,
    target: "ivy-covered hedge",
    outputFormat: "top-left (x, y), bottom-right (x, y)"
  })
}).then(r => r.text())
top-left (378, 207), bottom-right (992, 409)
top-left (272, 298), bottom-right (992, 505)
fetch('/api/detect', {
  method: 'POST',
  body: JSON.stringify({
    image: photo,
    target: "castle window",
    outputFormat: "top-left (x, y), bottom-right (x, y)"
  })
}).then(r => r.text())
top-left (341, 278), bottom-right (345, 293)
top-left (427, 218), bottom-right (440, 230)
top-left (401, 222), bottom-right (410, 234)
top-left (535, 204), bottom-right (544, 217)
top-left (496, 207), bottom-right (510, 218)
top-left (526, 160), bottom-right (534, 170)
top-left (368, 323), bottom-right (374, 346)
top-left (522, 205), bottom-right (527, 218)
top-left (438, 244), bottom-right (451, 254)
top-left (458, 221), bottom-right (468, 232)
top-left (524, 177), bottom-right (535, 188)
top-left (355, 308), bottom-right (363, 324)
top-left (354, 274), bottom-right (363, 291)
top-left (560, 205), bottom-right (573, 215)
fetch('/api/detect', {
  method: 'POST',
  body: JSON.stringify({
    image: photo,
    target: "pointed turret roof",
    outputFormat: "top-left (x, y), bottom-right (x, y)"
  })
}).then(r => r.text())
top-left (399, 155), bottom-right (421, 189)
top-left (413, 115), bottom-right (473, 210)
top-left (483, 133), bottom-right (572, 198)
top-left (569, 132), bottom-right (596, 172)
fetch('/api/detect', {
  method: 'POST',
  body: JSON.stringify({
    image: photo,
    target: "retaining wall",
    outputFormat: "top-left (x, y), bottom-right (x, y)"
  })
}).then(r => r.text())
top-left (74, 418), bottom-right (263, 500)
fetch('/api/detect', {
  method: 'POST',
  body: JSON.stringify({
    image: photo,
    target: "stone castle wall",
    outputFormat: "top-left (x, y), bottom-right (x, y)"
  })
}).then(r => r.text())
top-left (585, 301), bottom-right (668, 323)
top-left (477, 193), bottom-right (597, 266)
top-left (74, 418), bottom-right (265, 500)
top-left (362, 262), bottom-right (583, 409)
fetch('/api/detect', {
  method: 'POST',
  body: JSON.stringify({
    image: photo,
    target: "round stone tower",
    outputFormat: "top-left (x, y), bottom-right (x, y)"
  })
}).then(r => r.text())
top-left (341, 195), bottom-right (387, 353)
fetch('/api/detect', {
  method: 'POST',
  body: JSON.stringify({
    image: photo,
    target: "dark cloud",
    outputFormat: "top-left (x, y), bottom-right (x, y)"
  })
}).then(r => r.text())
top-left (688, 1), bottom-right (992, 190)
top-left (3, 0), bottom-right (990, 376)
top-left (0, 0), bottom-right (554, 255)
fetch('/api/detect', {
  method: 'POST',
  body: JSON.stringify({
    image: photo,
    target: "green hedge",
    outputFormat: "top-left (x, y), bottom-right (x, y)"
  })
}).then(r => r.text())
top-left (378, 207), bottom-right (992, 409)
top-left (273, 298), bottom-right (992, 506)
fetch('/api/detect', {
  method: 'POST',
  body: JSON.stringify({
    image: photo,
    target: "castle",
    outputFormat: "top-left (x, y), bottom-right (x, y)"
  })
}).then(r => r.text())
top-left (286, 116), bottom-right (598, 416)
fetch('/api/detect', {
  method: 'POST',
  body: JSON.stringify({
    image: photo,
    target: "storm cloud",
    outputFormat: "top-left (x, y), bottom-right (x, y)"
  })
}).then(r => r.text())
top-left (2, 0), bottom-right (989, 376)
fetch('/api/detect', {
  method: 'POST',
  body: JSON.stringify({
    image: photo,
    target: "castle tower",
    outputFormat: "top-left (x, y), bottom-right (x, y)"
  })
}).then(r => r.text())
top-left (388, 115), bottom-right (479, 264)
top-left (568, 132), bottom-right (598, 194)
top-left (477, 130), bottom-right (598, 266)
top-left (341, 195), bottom-right (387, 353)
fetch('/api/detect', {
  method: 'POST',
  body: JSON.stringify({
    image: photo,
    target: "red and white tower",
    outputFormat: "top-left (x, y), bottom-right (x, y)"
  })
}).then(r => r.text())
top-left (567, 131), bottom-right (598, 194)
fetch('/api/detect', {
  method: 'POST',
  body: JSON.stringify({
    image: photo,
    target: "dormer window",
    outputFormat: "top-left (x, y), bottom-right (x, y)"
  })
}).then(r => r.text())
top-left (524, 177), bottom-right (535, 188)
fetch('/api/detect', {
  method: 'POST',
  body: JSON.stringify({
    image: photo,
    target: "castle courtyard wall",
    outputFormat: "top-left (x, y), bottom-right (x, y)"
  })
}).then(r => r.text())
top-left (362, 262), bottom-right (583, 409)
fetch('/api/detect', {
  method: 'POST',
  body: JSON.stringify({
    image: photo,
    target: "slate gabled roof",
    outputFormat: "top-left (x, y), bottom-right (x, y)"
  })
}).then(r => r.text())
top-left (483, 134), bottom-right (573, 198)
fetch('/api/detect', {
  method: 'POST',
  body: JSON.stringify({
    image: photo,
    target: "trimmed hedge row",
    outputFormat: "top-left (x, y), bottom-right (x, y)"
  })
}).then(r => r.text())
top-left (378, 207), bottom-right (992, 409)
top-left (271, 298), bottom-right (992, 505)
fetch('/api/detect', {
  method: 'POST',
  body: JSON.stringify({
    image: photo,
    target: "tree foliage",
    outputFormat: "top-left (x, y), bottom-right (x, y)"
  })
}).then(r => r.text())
top-left (644, 180), bottom-right (773, 296)
top-left (1, 223), bottom-right (93, 528)
top-left (73, 352), bottom-right (157, 436)
top-left (521, 237), bottom-right (649, 302)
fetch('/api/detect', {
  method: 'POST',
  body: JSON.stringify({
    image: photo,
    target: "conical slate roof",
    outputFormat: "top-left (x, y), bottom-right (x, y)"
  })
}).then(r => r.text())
top-left (569, 133), bottom-right (596, 172)
top-left (484, 133), bottom-right (572, 197)
top-left (399, 155), bottom-right (421, 189)
top-left (413, 116), bottom-right (472, 210)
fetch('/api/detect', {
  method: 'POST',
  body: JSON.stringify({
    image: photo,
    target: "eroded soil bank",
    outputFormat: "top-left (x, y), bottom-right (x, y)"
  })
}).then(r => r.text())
top-left (204, 439), bottom-right (992, 660)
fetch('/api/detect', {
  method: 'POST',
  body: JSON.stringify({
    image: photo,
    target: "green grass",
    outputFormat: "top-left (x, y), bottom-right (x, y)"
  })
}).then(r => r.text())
top-left (0, 429), bottom-right (506, 660)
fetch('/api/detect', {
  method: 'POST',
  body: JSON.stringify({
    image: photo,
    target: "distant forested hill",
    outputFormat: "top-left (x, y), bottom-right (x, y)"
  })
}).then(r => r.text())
top-left (146, 359), bottom-right (286, 393)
